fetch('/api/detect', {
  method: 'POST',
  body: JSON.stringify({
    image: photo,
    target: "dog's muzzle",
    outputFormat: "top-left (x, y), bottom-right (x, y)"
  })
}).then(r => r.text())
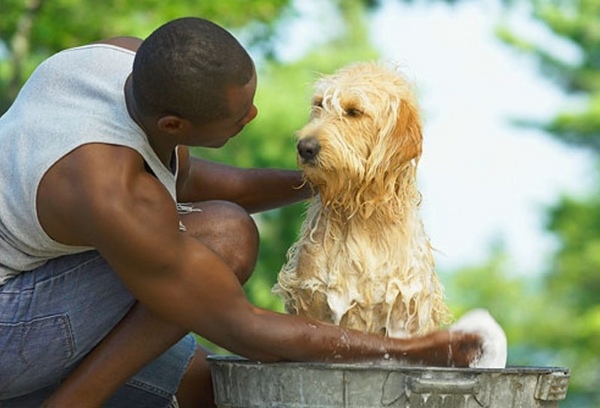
top-left (297, 136), bottom-right (320, 163)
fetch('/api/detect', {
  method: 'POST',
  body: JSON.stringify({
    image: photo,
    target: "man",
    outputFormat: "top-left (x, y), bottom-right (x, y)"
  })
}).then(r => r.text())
top-left (0, 17), bottom-right (481, 407)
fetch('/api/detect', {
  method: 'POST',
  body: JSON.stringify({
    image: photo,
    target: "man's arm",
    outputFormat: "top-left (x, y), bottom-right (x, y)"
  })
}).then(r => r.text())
top-left (38, 144), bottom-right (480, 407)
top-left (39, 143), bottom-right (478, 363)
top-left (176, 146), bottom-right (313, 213)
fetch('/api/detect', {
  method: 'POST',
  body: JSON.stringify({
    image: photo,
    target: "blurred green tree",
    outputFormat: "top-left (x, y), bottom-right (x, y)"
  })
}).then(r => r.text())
top-left (0, 0), bottom-right (498, 113)
top-left (0, 0), bottom-right (292, 112)
top-left (490, 1), bottom-right (600, 405)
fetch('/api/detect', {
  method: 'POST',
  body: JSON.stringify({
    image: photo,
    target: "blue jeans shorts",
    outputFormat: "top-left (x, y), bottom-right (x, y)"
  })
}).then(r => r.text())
top-left (0, 251), bottom-right (197, 407)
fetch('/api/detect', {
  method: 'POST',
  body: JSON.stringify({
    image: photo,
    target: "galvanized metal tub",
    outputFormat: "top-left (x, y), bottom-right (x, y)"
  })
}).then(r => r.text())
top-left (208, 355), bottom-right (570, 408)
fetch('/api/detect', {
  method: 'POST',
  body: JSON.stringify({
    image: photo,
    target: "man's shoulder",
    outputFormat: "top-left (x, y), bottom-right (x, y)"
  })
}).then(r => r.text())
top-left (60, 143), bottom-right (147, 180)
top-left (93, 36), bottom-right (142, 52)
top-left (44, 143), bottom-right (148, 197)
top-left (37, 143), bottom-right (168, 246)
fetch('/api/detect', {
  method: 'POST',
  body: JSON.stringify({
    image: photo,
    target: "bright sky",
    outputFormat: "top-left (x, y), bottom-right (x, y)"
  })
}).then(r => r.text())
top-left (277, 0), bottom-right (594, 275)
top-left (370, 1), bottom-right (594, 274)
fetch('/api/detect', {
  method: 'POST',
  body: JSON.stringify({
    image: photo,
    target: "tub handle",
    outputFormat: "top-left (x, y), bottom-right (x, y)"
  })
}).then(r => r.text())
top-left (535, 372), bottom-right (570, 401)
top-left (405, 376), bottom-right (489, 407)
top-left (407, 376), bottom-right (479, 394)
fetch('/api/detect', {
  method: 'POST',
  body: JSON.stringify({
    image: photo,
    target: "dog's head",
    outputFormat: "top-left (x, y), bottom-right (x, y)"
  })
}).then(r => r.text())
top-left (297, 62), bottom-right (423, 211)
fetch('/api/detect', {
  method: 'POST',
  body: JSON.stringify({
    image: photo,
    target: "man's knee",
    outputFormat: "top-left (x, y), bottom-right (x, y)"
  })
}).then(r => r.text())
top-left (179, 201), bottom-right (258, 284)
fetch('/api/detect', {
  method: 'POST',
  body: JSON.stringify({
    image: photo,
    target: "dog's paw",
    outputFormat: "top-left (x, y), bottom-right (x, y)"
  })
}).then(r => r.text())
top-left (450, 309), bottom-right (507, 368)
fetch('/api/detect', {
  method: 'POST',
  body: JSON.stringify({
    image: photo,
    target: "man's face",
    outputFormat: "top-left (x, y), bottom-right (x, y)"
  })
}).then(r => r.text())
top-left (188, 70), bottom-right (258, 148)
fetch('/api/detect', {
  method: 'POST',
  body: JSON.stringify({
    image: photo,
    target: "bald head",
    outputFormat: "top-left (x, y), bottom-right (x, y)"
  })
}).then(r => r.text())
top-left (132, 17), bottom-right (255, 123)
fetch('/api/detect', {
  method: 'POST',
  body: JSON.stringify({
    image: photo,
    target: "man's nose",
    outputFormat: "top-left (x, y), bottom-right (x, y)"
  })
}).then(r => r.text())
top-left (240, 105), bottom-right (258, 126)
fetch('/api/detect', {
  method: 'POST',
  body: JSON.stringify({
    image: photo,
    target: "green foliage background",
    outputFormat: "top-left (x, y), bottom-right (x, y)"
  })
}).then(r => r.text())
top-left (1, 0), bottom-right (598, 406)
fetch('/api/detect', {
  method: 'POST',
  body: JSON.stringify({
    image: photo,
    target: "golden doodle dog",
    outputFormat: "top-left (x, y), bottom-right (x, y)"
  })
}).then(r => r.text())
top-left (273, 62), bottom-right (452, 338)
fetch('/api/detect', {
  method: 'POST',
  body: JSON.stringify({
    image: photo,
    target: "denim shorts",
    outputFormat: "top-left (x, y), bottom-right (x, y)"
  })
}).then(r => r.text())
top-left (0, 250), bottom-right (197, 407)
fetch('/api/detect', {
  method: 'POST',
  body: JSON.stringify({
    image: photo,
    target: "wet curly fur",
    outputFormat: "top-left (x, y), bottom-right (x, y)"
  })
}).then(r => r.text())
top-left (273, 62), bottom-right (451, 338)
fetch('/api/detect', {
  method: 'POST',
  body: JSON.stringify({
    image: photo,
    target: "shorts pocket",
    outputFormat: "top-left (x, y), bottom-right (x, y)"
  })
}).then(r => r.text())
top-left (0, 314), bottom-right (75, 399)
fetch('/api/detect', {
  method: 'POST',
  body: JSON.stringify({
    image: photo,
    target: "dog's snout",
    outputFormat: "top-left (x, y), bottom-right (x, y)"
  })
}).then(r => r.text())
top-left (297, 137), bottom-right (321, 162)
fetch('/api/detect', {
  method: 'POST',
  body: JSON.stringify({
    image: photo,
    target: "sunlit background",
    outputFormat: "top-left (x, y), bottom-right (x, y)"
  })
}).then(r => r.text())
top-left (276, 0), bottom-right (595, 274)
top-left (1, 0), bottom-right (598, 406)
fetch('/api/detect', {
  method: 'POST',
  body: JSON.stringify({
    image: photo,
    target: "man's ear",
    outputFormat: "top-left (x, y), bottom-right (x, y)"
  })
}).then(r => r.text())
top-left (157, 115), bottom-right (190, 135)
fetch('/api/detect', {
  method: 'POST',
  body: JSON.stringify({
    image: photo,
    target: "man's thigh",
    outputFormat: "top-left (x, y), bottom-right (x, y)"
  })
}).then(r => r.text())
top-left (1, 334), bottom-right (197, 408)
top-left (0, 251), bottom-right (135, 400)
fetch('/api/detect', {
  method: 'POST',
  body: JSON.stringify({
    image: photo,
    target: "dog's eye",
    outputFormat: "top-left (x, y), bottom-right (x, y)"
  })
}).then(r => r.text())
top-left (310, 102), bottom-right (322, 119)
top-left (312, 99), bottom-right (323, 108)
top-left (344, 108), bottom-right (363, 118)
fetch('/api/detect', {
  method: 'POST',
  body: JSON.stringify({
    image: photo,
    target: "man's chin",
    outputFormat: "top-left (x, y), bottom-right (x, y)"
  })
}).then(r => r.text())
top-left (213, 139), bottom-right (230, 148)
top-left (196, 139), bottom-right (230, 149)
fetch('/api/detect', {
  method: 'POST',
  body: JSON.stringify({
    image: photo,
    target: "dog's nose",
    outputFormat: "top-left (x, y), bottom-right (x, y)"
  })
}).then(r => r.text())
top-left (297, 137), bottom-right (320, 162)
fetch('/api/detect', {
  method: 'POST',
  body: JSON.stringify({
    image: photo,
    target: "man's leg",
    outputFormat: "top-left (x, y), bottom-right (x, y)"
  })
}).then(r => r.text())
top-left (0, 251), bottom-right (137, 406)
top-left (41, 200), bottom-right (259, 408)
top-left (174, 200), bottom-right (259, 407)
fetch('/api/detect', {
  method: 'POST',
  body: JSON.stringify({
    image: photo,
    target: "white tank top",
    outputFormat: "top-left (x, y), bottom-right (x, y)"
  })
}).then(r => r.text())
top-left (0, 44), bottom-right (178, 285)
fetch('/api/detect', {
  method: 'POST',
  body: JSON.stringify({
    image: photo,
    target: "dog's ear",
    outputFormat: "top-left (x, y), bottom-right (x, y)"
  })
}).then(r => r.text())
top-left (393, 99), bottom-right (422, 162)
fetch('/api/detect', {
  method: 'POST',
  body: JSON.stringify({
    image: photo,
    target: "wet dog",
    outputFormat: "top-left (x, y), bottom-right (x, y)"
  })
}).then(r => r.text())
top-left (273, 62), bottom-right (451, 338)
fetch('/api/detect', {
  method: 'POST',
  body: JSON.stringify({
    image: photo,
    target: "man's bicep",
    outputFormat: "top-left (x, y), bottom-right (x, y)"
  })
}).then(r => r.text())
top-left (87, 174), bottom-right (252, 337)
top-left (85, 172), bottom-right (183, 273)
